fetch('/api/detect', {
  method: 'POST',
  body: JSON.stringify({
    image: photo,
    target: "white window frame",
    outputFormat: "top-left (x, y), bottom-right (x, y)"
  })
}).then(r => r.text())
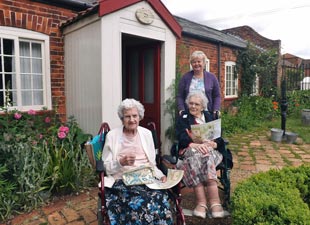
top-left (0, 26), bottom-right (51, 111)
top-left (224, 61), bottom-right (238, 98)
top-left (251, 74), bottom-right (259, 96)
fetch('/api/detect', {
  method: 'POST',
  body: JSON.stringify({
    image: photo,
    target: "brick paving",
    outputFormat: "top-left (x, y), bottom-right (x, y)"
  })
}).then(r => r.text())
top-left (2, 130), bottom-right (310, 225)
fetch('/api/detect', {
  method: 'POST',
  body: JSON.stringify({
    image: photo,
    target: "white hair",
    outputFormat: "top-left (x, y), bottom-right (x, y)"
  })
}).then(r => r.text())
top-left (185, 91), bottom-right (209, 109)
top-left (190, 50), bottom-right (207, 64)
top-left (117, 98), bottom-right (145, 120)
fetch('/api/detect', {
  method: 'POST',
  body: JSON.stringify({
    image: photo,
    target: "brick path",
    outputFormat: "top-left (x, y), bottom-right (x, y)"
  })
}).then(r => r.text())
top-left (2, 130), bottom-right (310, 225)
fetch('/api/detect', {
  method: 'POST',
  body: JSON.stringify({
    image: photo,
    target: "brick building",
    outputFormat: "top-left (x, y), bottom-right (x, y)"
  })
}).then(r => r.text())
top-left (0, 0), bottom-right (282, 152)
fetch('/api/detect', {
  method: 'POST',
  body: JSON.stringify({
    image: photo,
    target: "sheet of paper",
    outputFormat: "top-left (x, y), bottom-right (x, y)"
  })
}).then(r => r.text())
top-left (190, 119), bottom-right (221, 142)
top-left (146, 169), bottom-right (184, 190)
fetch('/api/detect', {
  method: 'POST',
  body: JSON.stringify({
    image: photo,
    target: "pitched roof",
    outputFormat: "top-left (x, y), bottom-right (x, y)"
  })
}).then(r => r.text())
top-left (175, 16), bottom-right (247, 49)
top-left (98, 0), bottom-right (181, 38)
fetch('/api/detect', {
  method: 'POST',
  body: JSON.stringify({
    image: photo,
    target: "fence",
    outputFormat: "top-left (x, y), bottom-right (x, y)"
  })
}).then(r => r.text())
top-left (282, 60), bottom-right (310, 91)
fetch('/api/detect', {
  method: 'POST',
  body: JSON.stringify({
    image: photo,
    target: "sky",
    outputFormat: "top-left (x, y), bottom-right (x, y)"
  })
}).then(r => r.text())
top-left (161, 0), bottom-right (310, 59)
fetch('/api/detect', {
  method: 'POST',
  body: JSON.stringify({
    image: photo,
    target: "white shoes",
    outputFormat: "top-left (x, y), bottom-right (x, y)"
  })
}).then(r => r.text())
top-left (192, 204), bottom-right (208, 219)
top-left (210, 203), bottom-right (225, 218)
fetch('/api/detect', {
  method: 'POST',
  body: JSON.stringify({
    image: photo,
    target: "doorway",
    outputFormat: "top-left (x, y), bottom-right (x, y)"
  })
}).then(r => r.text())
top-left (122, 34), bottom-right (161, 140)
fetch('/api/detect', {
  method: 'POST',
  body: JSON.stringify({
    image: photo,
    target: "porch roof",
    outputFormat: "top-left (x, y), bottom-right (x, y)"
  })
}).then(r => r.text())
top-left (98, 0), bottom-right (181, 38)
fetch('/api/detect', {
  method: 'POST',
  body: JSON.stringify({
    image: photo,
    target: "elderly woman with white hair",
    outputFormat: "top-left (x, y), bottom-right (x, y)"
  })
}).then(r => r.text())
top-left (102, 98), bottom-right (173, 225)
top-left (176, 91), bottom-right (225, 219)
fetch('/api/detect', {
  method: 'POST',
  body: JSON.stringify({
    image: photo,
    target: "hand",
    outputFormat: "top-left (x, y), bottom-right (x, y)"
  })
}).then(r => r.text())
top-left (120, 154), bottom-right (136, 166)
top-left (160, 176), bottom-right (167, 183)
top-left (203, 140), bottom-right (217, 149)
top-left (189, 142), bottom-right (211, 155)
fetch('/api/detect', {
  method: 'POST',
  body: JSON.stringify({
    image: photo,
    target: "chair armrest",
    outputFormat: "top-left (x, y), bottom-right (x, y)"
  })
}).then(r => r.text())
top-left (96, 160), bottom-right (105, 173)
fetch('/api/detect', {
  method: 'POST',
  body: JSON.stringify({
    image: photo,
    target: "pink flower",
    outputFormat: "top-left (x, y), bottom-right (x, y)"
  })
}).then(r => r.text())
top-left (44, 117), bottom-right (51, 123)
top-left (14, 113), bottom-right (22, 120)
top-left (39, 134), bottom-right (43, 139)
top-left (58, 125), bottom-right (69, 134)
top-left (28, 109), bottom-right (36, 115)
top-left (58, 131), bottom-right (67, 139)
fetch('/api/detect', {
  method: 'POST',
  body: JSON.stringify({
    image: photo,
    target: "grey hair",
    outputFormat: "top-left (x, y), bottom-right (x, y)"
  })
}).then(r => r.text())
top-left (185, 91), bottom-right (209, 109)
top-left (117, 98), bottom-right (145, 120)
top-left (190, 50), bottom-right (207, 64)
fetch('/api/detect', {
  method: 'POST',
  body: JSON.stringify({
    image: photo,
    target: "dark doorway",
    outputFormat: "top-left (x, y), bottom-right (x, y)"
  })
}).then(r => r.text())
top-left (122, 34), bottom-right (161, 140)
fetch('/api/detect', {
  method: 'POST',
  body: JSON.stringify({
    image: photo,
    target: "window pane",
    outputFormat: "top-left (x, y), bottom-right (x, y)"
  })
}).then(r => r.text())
top-left (4, 56), bottom-right (15, 72)
top-left (11, 91), bottom-right (17, 106)
top-left (33, 90), bottom-right (43, 105)
top-left (0, 91), bottom-right (3, 106)
top-left (33, 75), bottom-right (42, 89)
top-left (20, 41), bottom-right (30, 56)
top-left (32, 58), bottom-right (42, 73)
top-left (21, 74), bottom-right (32, 89)
top-left (21, 90), bottom-right (32, 106)
top-left (20, 58), bottom-right (31, 73)
top-left (0, 74), bottom-right (3, 88)
top-left (3, 39), bottom-right (14, 55)
top-left (5, 73), bottom-right (15, 89)
top-left (32, 43), bottom-right (42, 57)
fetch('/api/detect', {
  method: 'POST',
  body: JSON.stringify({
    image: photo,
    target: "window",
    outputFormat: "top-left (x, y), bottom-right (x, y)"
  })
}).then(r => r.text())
top-left (251, 74), bottom-right (259, 96)
top-left (0, 27), bottom-right (51, 111)
top-left (225, 61), bottom-right (238, 98)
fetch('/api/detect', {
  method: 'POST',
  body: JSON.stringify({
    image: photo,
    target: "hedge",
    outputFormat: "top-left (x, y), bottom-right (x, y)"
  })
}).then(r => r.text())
top-left (231, 165), bottom-right (310, 225)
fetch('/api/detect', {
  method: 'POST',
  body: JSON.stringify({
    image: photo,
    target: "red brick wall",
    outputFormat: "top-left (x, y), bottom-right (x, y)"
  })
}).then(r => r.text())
top-left (176, 36), bottom-right (239, 110)
top-left (222, 26), bottom-right (281, 50)
top-left (0, 0), bottom-right (78, 121)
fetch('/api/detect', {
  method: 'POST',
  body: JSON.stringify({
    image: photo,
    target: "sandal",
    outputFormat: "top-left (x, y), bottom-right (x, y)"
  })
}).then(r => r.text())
top-left (192, 204), bottom-right (208, 219)
top-left (210, 203), bottom-right (225, 218)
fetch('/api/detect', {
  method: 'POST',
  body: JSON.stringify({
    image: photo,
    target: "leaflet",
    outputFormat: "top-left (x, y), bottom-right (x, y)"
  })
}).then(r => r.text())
top-left (190, 119), bottom-right (221, 142)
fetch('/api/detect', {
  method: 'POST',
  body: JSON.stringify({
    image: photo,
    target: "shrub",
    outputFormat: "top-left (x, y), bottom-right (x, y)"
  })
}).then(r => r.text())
top-left (231, 165), bottom-right (310, 225)
top-left (0, 108), bottom-right (95, 221)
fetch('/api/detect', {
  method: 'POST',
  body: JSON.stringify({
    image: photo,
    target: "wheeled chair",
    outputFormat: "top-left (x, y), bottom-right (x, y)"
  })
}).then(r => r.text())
top-left (85, 122), bottom-right (186, 225)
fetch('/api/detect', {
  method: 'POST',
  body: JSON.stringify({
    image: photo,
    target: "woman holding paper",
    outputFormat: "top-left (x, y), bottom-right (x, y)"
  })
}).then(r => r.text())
top-left (102, 98), bottom-right (173, 224)
top-left (176, 91), bottom-right (225, 219)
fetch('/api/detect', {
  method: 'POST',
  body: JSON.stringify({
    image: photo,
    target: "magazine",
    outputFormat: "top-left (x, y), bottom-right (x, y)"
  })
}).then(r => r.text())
top-left (146, 169), bottom-right (184, 190)
top-left (190, 119), bottom-right (221, 142)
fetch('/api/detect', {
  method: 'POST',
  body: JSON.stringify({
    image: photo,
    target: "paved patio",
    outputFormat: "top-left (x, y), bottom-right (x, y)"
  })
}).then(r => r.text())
top-left (2, 130), bottom-right (310, 225)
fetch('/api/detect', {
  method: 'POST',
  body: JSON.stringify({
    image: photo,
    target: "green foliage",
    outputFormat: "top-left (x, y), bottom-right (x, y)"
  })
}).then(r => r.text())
top-left (0, 165), bottom-right (16, 221)
top-left (0, 108), bottom-right (95, 222)
top-left (222, 96), bottom-right (277, 135)
top-left (164, 57), bottom-right (182, 142)
top-left (231, 165), bottom-right (310, 225)
top-left (286, 89), bottom-right (310, 116)
top-left (236, 43), bottom-right (279, 97)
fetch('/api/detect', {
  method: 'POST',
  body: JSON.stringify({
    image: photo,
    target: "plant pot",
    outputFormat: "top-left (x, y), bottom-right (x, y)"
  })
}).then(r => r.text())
top-left (285, 132), bottom-right (298, 144)
top-left (301, 109), bottom-right (310, 126)
top-left (270, 128), bottom-right (283, 142)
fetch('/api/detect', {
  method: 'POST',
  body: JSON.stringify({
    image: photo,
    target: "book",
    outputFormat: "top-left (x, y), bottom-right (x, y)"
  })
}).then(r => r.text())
top-left (190, 119), bottom-right (221, 142)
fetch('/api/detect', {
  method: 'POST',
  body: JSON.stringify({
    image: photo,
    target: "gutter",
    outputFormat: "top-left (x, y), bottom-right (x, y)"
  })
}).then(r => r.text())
top-left (31, 0), bottom-right (94, 11)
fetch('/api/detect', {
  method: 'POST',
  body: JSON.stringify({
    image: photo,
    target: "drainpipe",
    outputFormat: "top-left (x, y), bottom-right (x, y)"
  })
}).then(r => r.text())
top-left (217, 42), bottom-right (222, 82)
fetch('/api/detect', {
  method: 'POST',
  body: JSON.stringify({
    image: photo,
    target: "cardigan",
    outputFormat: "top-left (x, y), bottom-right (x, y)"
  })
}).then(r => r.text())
top-left (102, 126), bottom-right (164, 187)
top-left (176, 70), bottom-right (221, 112)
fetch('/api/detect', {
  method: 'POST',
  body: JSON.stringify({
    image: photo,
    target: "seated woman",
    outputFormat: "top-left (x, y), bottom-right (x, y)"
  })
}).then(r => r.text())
top-left (102, 98), bottom-right (173, 225)
top-left (176, 91), bottom-right (225, 219)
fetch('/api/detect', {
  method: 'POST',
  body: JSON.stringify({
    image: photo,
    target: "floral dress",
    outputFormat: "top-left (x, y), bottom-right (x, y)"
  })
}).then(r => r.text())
top-left (105, 181), bottom-right (173, 225)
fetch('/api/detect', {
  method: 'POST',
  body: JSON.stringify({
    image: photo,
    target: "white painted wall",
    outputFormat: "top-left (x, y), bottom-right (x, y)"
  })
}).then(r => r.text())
top-left (64, 14), bottom-right (103, 135)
